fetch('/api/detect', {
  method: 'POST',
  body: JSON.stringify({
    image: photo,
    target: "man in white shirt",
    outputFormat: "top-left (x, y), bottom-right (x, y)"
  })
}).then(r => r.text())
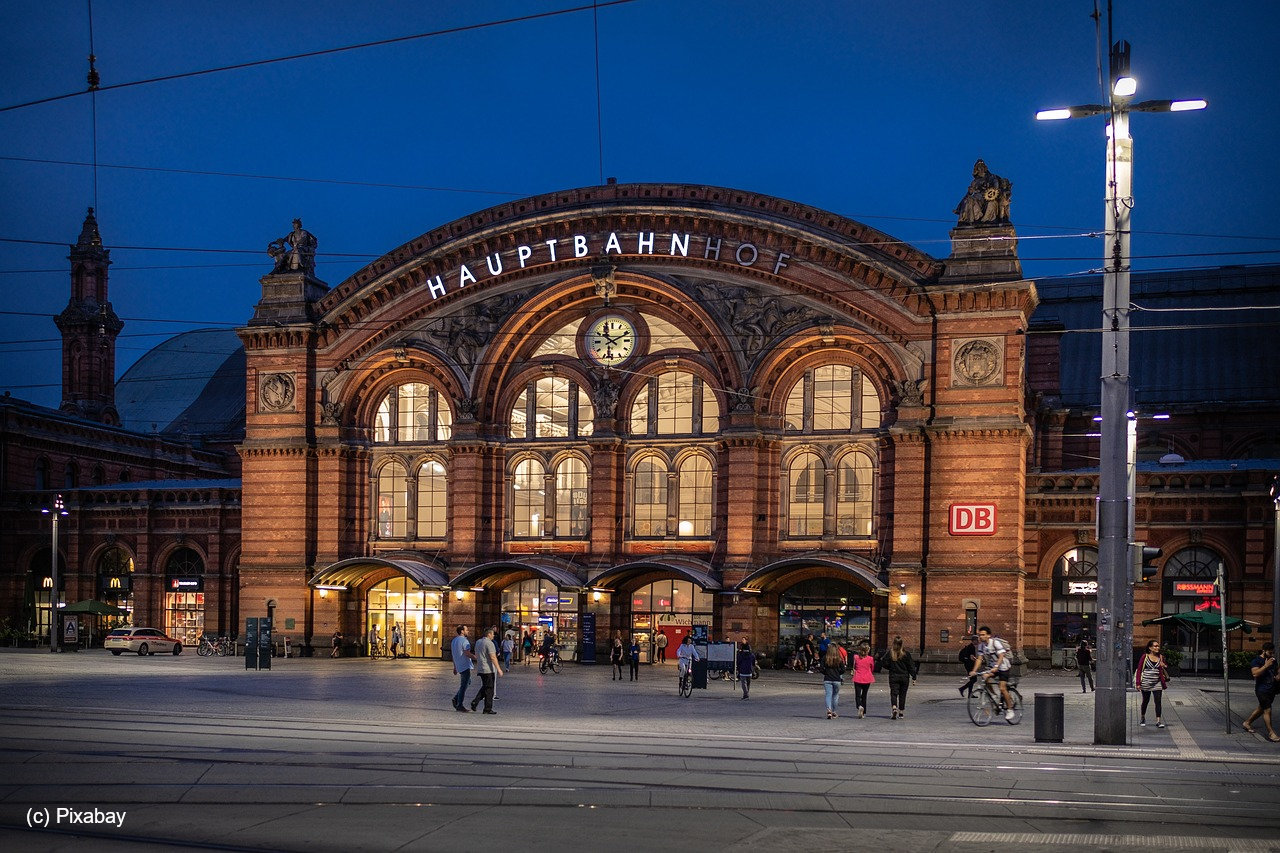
top-left (451, 625), bottom-right (476, 712)
top-left (469, 626), bottom-right (504, 714)
top-left (970, 626), bottom-right (1016, 721)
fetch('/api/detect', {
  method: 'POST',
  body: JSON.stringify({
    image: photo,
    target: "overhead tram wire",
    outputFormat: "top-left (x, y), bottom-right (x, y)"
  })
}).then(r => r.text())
top-left (0, 0), bottom-right (642, 115)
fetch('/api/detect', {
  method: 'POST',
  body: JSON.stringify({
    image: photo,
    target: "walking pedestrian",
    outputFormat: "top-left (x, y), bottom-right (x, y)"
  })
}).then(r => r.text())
top-left (522, 630), bottom-right (534, 665)
top-left (655, 630), bottom-right (668, 663)
top-left (879, 635), bottom-right (919, 720)
top-left (737, 638), bottom-right (754, 699)
top-left (450, 625), bottom-right (476, 712)
top-left (628, 636), bottom-right (641, 681)
top-left (330, 629), bottom-right (342, 659)
top-left (819, 643), bottom-right (846, 719)
top-left (850, 641), bottom-right (875, 718)
top-left (1076, 638), bottom-right (1095, 692)
top-left (958, 635), bottom-right (979, 696)
top-left (1242, 642), bottom-right (1280, 741)
top-left (389, 623), bottom-right (402, 659)
top-left (501, 633), bottom-right (514, 670)
top-left (1135, 639), bottom-right (1169, 728)
top-left (469, 626), bottom-right (503, 714)
top-left (610, 633), bottom-right (625, 680)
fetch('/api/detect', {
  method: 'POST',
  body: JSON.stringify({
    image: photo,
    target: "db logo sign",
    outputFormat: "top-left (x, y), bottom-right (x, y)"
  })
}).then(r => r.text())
top-left (949, 503), bottom-right (997, 536)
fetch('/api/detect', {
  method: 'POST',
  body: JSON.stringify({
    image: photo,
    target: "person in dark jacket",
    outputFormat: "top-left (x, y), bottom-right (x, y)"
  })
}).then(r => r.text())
top-left (879, 635), bottom-right (919, 719)
top-left (609, 634), bottom-right (624, 681)
top-left (628, 636), bottom-right (641, 681)
top-left (737, 638), bottom-right (755, 699)
top-left (820, 644), bottom-right (847, 719)
top-left (958, 636), bottom-right (979, 696)
top-left (1076, 639), bottom-right (1095, 692)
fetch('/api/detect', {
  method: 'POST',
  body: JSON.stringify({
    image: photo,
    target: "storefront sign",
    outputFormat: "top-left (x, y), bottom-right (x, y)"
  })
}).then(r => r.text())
top-left (1172, 581), bottom-right (1217, 597)
top-left (100, 575), bottom-right (131, 592)
top-left (1064, 580), bottom-right (1099, 596)
top-left (949, 503), bottom-right (997, 535)
top-left (170, 577), bottom-right (203, 592)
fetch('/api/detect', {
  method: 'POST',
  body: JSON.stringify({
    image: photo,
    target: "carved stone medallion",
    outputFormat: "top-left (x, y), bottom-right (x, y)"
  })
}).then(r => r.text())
top-left (259, 372), bottom-right (296, 412)
top-left (952, 338), bottom-right (1002, 387)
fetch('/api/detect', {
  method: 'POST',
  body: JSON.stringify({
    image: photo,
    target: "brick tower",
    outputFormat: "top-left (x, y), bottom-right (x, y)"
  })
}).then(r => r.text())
top-left (56, 207), bottom-right (123, 425)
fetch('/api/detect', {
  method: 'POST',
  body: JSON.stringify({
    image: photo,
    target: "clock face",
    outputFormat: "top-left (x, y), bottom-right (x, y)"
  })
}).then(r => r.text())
top-left (584, 314), bottom-right (637, 366)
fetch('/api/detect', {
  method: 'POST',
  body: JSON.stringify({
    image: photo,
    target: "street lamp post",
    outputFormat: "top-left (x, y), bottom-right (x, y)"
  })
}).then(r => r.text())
top-left (41, 493), bottom-right (68, 652)
top-left (1038, 40), bottom-right (1205, 745)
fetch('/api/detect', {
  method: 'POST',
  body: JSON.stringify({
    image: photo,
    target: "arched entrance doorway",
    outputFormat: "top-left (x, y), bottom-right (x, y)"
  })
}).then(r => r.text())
top-left (308, 556), bottom-right (450, 657)
top-left (778, 577), bottom-right (874, 658)
top-left (588, 558), bottom-right (722, 664)
top-left (366, 576), bottom-right (444, 659)
top-left (449, 557), bottom-right (586, 662)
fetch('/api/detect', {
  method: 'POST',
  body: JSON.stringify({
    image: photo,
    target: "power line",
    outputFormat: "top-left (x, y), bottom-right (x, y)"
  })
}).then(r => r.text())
top-left (0, 1), bottom-right (641, 114)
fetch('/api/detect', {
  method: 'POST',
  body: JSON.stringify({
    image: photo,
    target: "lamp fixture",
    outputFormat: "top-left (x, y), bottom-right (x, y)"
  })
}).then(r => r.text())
top-left (455, 589), bottom-right (465, 601)
top-left (898, 583), bottom-right (908, 605)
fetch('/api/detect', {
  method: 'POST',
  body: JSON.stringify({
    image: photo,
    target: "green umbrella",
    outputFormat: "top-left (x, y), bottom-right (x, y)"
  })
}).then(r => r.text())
top-left (60, 599), bottom-right (126, 616)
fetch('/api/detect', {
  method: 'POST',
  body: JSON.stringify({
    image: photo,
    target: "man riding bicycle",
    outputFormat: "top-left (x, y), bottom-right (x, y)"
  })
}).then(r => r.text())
top-left (676, 634), bottom-right (700, 681)
top-left (970, 626), bottom-right (1016, 721)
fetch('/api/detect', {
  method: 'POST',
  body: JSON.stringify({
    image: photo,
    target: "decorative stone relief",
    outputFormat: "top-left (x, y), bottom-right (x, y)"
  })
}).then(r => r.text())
top-left (422, 286), bottom-right (536, 375)
top-left (686, 278), bottom-right (821, 364)
top-left (951, 338), bottom-right (1003, 387)
top-left (259, 372), bottom-right (296, 412)
top-left (892, 378), bottom-right (925, 408)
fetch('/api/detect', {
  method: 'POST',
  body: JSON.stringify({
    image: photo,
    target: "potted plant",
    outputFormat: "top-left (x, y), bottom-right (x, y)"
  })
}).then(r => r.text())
top-left (1162, 646), bottom-right (1184, 675)
top-left (1228, 650), bottom-right (1256, 679)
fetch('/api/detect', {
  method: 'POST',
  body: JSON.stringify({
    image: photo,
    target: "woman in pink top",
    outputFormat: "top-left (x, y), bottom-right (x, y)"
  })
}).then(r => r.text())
top-left (850, 641), bottom-right (875, 718)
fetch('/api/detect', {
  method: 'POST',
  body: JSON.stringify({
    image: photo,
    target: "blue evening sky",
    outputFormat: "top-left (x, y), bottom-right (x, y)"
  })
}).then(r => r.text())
top-left (1, 1), bottom-right (1276, 409)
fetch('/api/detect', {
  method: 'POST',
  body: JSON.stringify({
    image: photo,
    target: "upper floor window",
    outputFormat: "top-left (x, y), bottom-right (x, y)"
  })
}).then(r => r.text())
top-left (785, 446), bottom-right (877, 539)
top-left (633, 456), bottom-right (668, 537)
top-left (165, 547), bottom-right (204, 575)
top-left (784, 365), bottom-right (880, 433)
top-left (510, 377), bottom-right (594, 439)
top-left (35, 458), bottom-right (49, 491)
top-left (630, 372), bottom-right (719, 436)
top-left (677, 454), bottom-right (713, 537)
top-left (555, 457), bottom-right (590, 537)
top-left (375, 382), bottom-right (453, 444)
top-left (836, 450), bottom-right (873, 537)
top-left (787, 451), bottom-right (826, 537)
top-left (417, 460), bottom-right (447, 539)
top-left (377, 461), bottom-right (408, 538)
top-left (512, 458), bottom-right (546, 537)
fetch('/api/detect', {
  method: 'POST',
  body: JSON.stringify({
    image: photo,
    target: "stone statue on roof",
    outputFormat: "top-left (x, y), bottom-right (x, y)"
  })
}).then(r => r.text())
top-left (268, 218), bottom-right (318, 275)
top-left (954, 159), bottom-right (1012, 227)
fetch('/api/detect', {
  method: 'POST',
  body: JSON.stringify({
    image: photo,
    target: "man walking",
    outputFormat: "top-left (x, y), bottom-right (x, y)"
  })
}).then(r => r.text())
top-left (1242, 642), bottom-right (1279, 741)
top-left (469, 626), bottom-right (503, 715)
top-left (451, 625), bottom-right (476, 712)
top-left (655, 631), bottom-right (668, 663)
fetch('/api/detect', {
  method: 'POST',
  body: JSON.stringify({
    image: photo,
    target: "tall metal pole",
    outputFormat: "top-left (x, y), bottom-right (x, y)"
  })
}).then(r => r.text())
top-left (1217, 560), bottom-right (1230, 732)
top-left (1095, 68), bottom-right (1133, 746)
top-left (45, 493), bottom-right (66, 652)
top-left (1271, 477), bottom-right (1280, 646)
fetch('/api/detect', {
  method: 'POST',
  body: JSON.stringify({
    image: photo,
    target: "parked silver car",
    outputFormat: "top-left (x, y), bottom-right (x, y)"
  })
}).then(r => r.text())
top-left (104, 627), bottom-right (183, 656)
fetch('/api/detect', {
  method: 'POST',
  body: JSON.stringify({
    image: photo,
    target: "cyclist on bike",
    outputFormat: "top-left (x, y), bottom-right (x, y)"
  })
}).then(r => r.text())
top-left (539, 631), bottom-right (557, 667)
top-left (676, 634), bottom-right (700, 681)
top-left (970, 626), bottom-right (1016, 721)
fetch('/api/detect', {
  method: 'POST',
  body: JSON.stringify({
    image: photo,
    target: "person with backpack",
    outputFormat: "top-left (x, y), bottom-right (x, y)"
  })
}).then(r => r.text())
top-left (971, 626), bottom-right (1016, 722)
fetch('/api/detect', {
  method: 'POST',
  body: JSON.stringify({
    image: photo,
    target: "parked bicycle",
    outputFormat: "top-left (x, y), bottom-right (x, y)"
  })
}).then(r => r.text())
top-left (197, 635), bottom-right (233, 657)
top-left (968, 676), bottom-right (1024, 726)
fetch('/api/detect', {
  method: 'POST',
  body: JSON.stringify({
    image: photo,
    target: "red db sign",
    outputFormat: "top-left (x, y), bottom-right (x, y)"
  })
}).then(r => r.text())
top-left (950, 503), bottom-right (997, 535)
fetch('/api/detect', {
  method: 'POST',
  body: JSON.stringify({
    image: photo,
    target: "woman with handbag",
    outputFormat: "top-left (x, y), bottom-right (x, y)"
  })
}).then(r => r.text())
top-left (1135, 639), bottom-right (1169, 728)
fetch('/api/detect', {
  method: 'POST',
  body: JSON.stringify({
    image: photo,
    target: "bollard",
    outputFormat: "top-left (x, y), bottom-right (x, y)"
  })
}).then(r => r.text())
top-left (1034, 693), bottom-right (1064, 742)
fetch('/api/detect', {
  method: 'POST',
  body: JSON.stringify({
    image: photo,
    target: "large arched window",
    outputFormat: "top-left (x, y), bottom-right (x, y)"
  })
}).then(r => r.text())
top-left (555, 457), bottom-right (589, 537)
top-left (416, 460), bottom-right (447, 539)
top-left (835, 450), bottom-right (873, 537)
top-left (787, 451), bottom-right (826, 536)
top-left (510, 377), bottom-right (594, 439)
top-left (630, 371), bottom-right (719, 436)
top-left (1160, 545), bottom-right (1224, 672)
top-left (377, 461), bottom-right (408, 538)
top-left (164, 547), bottom-right (205, 646)
top-left (35, 458), bottom-right (49, 490)
top-left (633, 456), bottom-right (668, 537)
top-left (1050, 546), bottom-right (1098, 652)
top-left (677, 455), bottom-right (713, 537)
top-left (97, 546), bottom-right (135, 627)
top-left (512, 459), bottom-right (546, 537)
top-left (784, 365), bottom-right (880, 433)
top-left (374, 382), bottom-right (452, 444)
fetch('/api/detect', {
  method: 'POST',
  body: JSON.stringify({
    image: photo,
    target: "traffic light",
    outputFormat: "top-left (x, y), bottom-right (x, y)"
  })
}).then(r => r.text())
top-left (1131, 542), bottom-right (1162, 582)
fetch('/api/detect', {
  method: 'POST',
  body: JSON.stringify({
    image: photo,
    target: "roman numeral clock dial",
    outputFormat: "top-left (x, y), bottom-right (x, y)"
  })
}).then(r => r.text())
top-left (584, 314), bottom-right (637, 367)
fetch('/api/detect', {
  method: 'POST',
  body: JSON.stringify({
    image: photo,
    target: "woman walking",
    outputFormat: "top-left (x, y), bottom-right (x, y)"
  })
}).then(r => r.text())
top-left (609, 634), bottom-right (625, 681)
top-left (1136, 639), bottom-right (1169, 728)
top-left (879, 636), bottom-right (919, 720)
top-left (850, 641), bottom-right (875, 718)
top-left (819, 644), bottom-right (846, 719)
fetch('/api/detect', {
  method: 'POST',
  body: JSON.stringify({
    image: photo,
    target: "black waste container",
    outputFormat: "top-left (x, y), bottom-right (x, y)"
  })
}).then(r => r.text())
top-left (1034, 693), bottom-right (1064, 742)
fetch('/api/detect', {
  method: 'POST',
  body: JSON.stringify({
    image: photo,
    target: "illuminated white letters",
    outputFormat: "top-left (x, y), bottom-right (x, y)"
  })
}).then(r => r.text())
top-left (604, 232), bottom-right (622, 254)
top-left (426, 274), bottom-right (446, 299)
top-left (458, 264), bottom-right (477, 287)
top-left (704, 237), bottom-right (722, 261)
top-left (735, 243), bottom-right (758, 266)
top-left (636, 231), bottom-right (654, 254)
top-left (485, 252), bottom-right (503, 276)
top-left (574, 235), bottom-right (589, 258)
top-left (517, 245), bottom-right (533, 268)
top-left (670, 233), bottom-right (689, 256)
top-left (544, 239), bottom-right (558, 262)
top-left (772, 252), bottom-right (791, 275)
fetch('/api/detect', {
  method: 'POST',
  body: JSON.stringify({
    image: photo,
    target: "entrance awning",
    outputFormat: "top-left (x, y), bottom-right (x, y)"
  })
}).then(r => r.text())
top-left (736, 552), bottom-right (887, 594)
top-left (588, 556), bottom-right (722, 591)
top-left (450, 556), bottom-right (585, 591)
top-left (308, 556), bottom-right (450, 590)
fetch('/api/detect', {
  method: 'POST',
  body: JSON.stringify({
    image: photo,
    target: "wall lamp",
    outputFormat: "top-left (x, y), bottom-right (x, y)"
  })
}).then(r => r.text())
top-left (455, 589), bottom-right (465, 601)
top-left (898, 583), bottom-right (908, 605)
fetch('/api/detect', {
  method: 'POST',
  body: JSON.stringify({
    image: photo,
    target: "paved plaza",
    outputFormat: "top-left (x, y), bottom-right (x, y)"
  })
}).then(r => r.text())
top-left (1, 648), bottom-right (1278, 852)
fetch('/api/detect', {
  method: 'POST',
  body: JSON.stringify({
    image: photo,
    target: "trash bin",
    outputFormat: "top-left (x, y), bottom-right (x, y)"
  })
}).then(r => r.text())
top-left (692, 658), bottom-right (709, 689)
top-left (1034, 693), bottom-right (1064, 742)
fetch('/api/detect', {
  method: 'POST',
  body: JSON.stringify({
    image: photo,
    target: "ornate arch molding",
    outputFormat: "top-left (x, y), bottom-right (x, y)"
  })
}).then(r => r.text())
top-left (312, 184), bottom-right (941, 352)
top-left (340, 349), bottom-right (466, 431)
top-left (755, 334), bottom-right (907, 417)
